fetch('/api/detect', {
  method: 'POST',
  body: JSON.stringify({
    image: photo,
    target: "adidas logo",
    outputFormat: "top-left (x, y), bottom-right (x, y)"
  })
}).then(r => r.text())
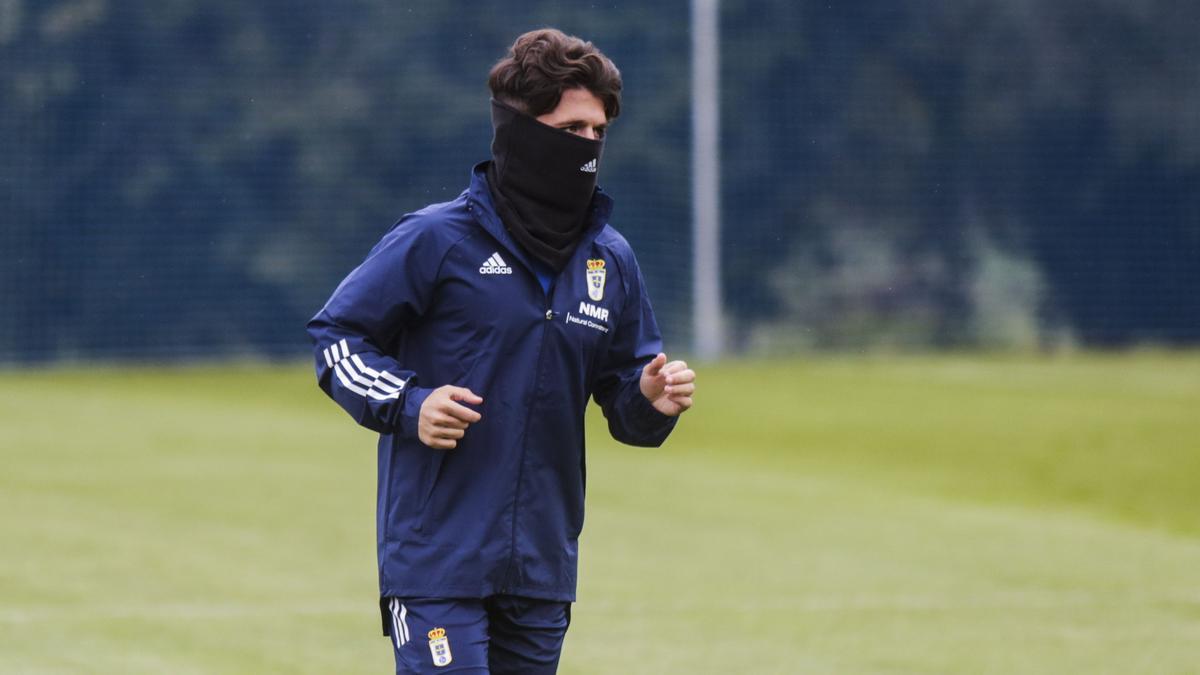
top-left (479, 252), bottom-right (513, 275)
top-left (579, 158), bottom-right (597, 173)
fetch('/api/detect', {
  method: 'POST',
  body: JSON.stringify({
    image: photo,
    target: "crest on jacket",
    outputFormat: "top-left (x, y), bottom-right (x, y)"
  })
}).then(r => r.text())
top-left (586, 259), bottom-right (607, 301)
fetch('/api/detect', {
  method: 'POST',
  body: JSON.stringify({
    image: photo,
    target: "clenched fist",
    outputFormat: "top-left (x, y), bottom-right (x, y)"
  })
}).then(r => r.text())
top-left (639, 353), bottom-right (695, 417)
top-left (418, 385), bottom-right (483, 449)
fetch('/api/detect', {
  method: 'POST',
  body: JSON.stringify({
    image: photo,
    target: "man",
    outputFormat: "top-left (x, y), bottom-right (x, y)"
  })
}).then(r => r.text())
top-left (307, 28), bottom-right (694, 674)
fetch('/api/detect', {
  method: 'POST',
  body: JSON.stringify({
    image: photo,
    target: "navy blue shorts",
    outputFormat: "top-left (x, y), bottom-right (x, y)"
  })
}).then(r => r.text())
top-left (381, 595), bottom-right (571, 674)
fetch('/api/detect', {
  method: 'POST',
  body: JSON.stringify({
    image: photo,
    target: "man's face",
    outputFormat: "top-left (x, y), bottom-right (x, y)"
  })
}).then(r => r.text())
top-left (536, 87), bottom-right (608, 141)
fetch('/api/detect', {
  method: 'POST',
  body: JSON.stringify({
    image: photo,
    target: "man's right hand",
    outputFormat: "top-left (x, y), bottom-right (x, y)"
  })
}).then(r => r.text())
top-left (418, 385), bottom-right (483, 449)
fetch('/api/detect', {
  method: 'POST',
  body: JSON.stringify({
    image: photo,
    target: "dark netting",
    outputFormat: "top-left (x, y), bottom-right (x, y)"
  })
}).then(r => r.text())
top-left (2, 1), bottom-right (1197, 364)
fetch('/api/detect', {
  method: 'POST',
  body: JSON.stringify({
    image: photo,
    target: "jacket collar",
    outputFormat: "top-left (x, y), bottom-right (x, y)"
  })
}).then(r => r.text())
top-left (466, 161), bottom-right (614, 278)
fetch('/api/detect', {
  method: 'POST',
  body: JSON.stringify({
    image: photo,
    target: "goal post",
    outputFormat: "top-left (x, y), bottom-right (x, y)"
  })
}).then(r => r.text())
top-left (691, 0), bottom-right (724, 359)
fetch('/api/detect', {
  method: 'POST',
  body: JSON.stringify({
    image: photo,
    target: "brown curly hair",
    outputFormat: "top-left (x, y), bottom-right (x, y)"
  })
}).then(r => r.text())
top-left (488, 28), bottom-right (622, 121)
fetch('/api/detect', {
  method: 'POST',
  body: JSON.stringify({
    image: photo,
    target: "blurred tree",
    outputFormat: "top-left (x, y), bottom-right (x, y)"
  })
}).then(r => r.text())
top-left (723, 0), bottom-right (1199, 350)
top-left (1, 0), bottom-right (1196, 362)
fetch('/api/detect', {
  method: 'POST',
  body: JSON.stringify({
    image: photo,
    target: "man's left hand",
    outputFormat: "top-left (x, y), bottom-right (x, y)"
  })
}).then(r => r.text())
top-left (639, 353), bottom-right (695, 417)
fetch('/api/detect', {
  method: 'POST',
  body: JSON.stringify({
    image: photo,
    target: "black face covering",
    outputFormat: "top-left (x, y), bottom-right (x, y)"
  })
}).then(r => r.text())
top-left (486, 98), bottom-right (605, 271)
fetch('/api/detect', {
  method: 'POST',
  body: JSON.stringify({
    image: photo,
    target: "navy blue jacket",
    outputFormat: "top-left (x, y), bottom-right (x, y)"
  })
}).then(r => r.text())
top-left (307, 163), bottom-right (677, 603)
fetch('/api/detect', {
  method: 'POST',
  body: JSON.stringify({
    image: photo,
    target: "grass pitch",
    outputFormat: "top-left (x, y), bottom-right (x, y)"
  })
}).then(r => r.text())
top-left (1, 354), bottom-right (1198, 673)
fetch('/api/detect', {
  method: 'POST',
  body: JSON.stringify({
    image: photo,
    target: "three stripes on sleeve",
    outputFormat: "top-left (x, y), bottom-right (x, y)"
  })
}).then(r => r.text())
top-left (323, 338), bottom-right (408, 401)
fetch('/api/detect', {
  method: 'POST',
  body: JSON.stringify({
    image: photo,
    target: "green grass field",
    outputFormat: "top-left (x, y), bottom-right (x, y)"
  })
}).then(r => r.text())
top-left (2, 354), bottom-right (1199, 674)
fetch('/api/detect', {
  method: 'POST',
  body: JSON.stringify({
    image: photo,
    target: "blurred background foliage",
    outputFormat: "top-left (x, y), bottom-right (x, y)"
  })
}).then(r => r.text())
top-left (2, 0), bottom-right (1197, 362)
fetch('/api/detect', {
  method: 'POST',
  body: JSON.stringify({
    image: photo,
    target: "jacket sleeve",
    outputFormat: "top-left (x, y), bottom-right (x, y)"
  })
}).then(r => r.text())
top-left (591, 252), bottom-right (678, 447)
top-left (305, 220), bottom-right (440, 436)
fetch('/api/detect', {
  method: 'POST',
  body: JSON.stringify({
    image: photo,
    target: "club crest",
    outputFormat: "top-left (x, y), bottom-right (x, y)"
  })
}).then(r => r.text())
top-left (586, 259), bottom-right (606, 301)
top-left (427, 627), bottom-right (452, 667)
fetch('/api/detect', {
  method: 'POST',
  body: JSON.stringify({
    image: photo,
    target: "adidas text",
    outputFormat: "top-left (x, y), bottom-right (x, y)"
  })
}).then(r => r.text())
top-left (479, 252), bottom-right (513, 275)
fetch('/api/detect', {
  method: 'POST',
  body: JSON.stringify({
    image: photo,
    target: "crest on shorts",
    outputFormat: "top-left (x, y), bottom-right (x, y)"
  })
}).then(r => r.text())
top-left (586, 259), bottom-right (607, 302)
top-left (427, 627), bottom-right (452, 667)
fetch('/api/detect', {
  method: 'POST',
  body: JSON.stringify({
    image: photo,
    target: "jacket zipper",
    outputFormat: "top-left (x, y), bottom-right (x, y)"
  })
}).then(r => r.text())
top-left (499, 281), bottom-right (556, 593)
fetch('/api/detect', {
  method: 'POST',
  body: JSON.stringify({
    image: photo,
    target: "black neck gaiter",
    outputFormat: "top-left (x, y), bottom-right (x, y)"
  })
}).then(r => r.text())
top-left (486, 98), bottom-right (604, 271)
